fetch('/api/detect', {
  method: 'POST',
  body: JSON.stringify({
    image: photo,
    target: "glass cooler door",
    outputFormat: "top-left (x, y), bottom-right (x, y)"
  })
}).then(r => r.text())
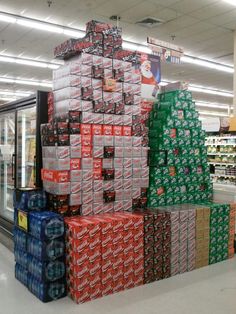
top-left (16, 106), bottom-right (36, 189)
top-left (0, 112), bottom-right (15, 222)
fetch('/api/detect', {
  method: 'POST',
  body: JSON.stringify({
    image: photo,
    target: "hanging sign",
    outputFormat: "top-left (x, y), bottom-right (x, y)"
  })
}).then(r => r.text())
top-left (147, 37), bottom-right (184, 64)
top-left (201, 117), bottom-right (220, 132)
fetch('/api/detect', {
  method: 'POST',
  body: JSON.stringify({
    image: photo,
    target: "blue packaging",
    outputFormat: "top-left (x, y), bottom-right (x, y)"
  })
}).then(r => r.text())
top-left (28, 211), bottom-right (64, 241)
top-left (13, 188), bottom-right (47, 212)
top-left (27, 255), bottom-right (65, 282)
top-left (27, 235), bottom-right (65, 261)
top-left (15, 263), bottom-right (28, 287)
top-left (13, 227), bottom-right (27, 251)
top-left (14, 248), bottom-right (28, 268)
top-left (27, 274), bottom-right (66, 302)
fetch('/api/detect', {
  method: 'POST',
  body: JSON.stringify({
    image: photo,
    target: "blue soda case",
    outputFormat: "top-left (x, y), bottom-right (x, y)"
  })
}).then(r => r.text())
top-left (13, 227), bottom-right (27, 251)
top-left (15, 263), bottom-right (28, 287)
top-left (13, 189), bottom-right (47, 212)
top-left (14, 248), bottom-right (28, 268)
top-left (27, 235), bottom-right (65, 261)
top-left (28, 211), bottom-right (64, 241)
top-left (27, 274), bottom-right (67, 302)
top-left (27, 254), bottom-right (65, 282)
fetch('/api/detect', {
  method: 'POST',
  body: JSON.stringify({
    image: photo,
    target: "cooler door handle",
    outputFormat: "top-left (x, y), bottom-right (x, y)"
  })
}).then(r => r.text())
top-left (12, 153), bottom-right (16, 180)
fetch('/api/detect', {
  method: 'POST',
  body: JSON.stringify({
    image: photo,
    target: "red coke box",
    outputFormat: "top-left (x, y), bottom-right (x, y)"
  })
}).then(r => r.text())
top-left (103, 124), bottom-right (113, 136)
top-left (81, 146), bottom-right (92, 158)
top-left (113, 278), bottom-right (124, 293)
top-left (112, 266), bottom-right (123, 281)
top-left (101, 233), bottom-right (113, 247)
top-left (102, 282), bottom-right (113, 296)
top-left (80, 123), bottom-right (92, 135)
top-left (113, 243), bottom-right (124, 258)
top-left (123, 276), bottom-right (134, 290)
top-left (122, 126), bottom-right (132, 136)
top-left (69, 287), bottom-right (91, 304)
top-left (123, 230), bottom-right (133, 244)
top-left (70, 263), bottom-right (90, 280)
top-left (92, 124), bottom-right (103, 135)
top-left (68, 276), bottom-right (90, 291)
top-left (101, 270), bottom-right (113, 286)
top-left (133, 276), bottom-right (143, 287)
top-left (133, 241), bottom-right (144, 255)
top-left (133, 251), bottom-right (144, 266)
top-left (90, 284), bottom-right (102, 301)
top-left (67, 251), bottom-right (89, 267)
top-left (89, 259), bottom-right (102, 276)
top-left (113, 125), bottom-right (123, 136)
top-left (134, 260), bottom-right (144, 276)
top-left (90, 272), bottom-right (101, 288)
top-left (67, 237), bottom-right (91, 253)
top-left (123, 253), bottom-right (134, 268)
top-left (93, 158), bottom-right (102, 170)
top-left (101, 258), bottom-right (113, 273)
top-left (41, 169), bottom-right (70, 183)
top-left (114, 213), bottom-right (134, 230)
top-left (101, 213), bottom-right (123, 233)
top-left (124, 264), bottom-right (134, 279)
top-left (112, 232), bottom-right (123, 245)
top-left (123, 241), bottom-right (134, 255)
top-left (133, 229), bottom-right (144, 242)
top-left (81, 134), bottom-right (92, 146)
top-left (112, 255), bottom-right (124, 271)
top-left (94, 216), bottom-right (113, 235)
top-left (70, 159), bottom-right (81, 170)
top-left (101, 244), bottom-right (113, 260)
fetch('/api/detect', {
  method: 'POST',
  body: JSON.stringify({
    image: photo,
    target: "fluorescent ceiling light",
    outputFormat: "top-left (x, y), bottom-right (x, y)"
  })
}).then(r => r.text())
top-left (222, 0), bottom-right (236, 6)
top-left (0, 76), bottom-right (52, 88)
top-left (198, 111), bottom-right (229, 117)
top-left (0, 90), bottom-right (31, 97)
top-left (0, 14), bottom-right (16, 23)
top-left (0, 54), bottom-right (60, 69)
top-left (17, 19), bottom-right (63, 33)
top-left (195, 101), bottom-right (230, 109)
top-left (189, 85), bottom-right (233, 98)
top-left (0, 10), bottom-right (233, 74)
top-left (182, 56), bottom-right (234, 73)
top-left (0, 97), bottom-right (18, 102)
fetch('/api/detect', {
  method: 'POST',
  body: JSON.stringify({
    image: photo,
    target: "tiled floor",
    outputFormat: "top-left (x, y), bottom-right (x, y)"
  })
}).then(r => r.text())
top-left (1, 242), bottom-right (236, 314)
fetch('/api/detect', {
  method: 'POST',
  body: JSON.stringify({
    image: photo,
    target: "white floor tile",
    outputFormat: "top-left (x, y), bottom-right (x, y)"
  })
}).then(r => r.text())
top-left (1, 243), bottom-right (236, 314)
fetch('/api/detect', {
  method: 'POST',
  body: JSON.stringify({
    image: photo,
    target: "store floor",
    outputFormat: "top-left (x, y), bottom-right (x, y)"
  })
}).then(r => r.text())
top-left (1, 243), bottom-right (236, 314)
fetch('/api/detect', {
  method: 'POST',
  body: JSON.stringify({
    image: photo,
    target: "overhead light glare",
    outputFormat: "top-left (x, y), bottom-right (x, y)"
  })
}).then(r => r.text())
top-left (17, 19), bottom-right (63, 33)
top-left (198, 111), bottom-right (229, 117)
top-left (181, 56), bottom-right (234, 73)
top-left (0, 14), bottom-right (16, 23)
top-left (189, 85), bottom-right (233, 98)
top-left (222, 0), bottom-right (236, 6)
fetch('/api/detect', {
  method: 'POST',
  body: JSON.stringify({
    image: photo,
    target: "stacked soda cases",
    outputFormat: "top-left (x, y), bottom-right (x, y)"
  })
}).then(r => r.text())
top-left (135, 209), bottom-right (171, 284)
top-left (65, 212), bottom-right (144, 304)
top-left (208, 203), bottom-right (230, 264)
top-left (13, 189), bottom-right (66, 302)
top-left (195, 206), bottom-right (210, 268)
top-left (228, 204), bottom-right (236, 258)
top-left (41, 22), bottom-right (149, 217)
top-left (148, 90), bottom-right (213, 207)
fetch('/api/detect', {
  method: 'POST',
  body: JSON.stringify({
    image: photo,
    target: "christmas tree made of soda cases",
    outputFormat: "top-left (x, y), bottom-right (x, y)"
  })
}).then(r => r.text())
top-left (41, 20), bottom-right (149, 217)
top-left (147, 89), bottom-right (213, 207)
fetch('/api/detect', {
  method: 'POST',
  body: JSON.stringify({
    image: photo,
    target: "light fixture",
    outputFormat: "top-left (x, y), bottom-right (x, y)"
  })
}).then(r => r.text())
top-left (195, 101), bottom-right (230, 109)
top-left (222, 0), bottom-right (236, 6)
top-left (0, 10), bottom-right (233, 74)
top-left (189, 85), bottom-right (233, 98)
top-left (0, 90), bottom-right (31, 97)
top-left (181, 56), bottom-right (234, 73)
top-left (198, 111), bottom-right (229, 117)
top-left (0, 76), bottom-right (52, 88)
top-left (0, 54), bottom-right (60, 69)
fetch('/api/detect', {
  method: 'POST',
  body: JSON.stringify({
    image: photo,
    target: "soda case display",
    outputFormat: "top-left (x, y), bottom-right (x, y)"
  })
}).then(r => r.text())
top-left (206, 203), bottom-right (230, 264)
top-left (13, 189), bottom-right (66, 302)
top-left (147, 90), bottom-right (213, 207)
top-left (228, 204), bottom-right (236, 259)
top-left (41, 20), bottom-right (149, 217)
top-left (64, 212), bottom-right (144, 304)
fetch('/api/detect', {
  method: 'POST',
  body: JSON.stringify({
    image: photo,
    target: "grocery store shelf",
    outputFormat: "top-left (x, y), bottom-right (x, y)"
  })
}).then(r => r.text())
top-left (210, 174), bottom-right (236, 178)
top-left (206, 144), bottom-right (236, 147)
top-left (207, 153), bottom-right (236, 156)
top-left (208, 162), bottom-right (236, 167)
top-left (206, 136), bottom-right (236, 140)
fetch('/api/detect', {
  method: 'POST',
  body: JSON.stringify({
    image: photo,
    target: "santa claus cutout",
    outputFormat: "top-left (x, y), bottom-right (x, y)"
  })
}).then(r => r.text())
top-left (141, 60), bottom-right (156, 85)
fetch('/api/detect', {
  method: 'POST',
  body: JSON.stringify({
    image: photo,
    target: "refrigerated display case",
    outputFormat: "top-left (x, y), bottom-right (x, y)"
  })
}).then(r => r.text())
top-left (0, 91), bottom-right (48, 233)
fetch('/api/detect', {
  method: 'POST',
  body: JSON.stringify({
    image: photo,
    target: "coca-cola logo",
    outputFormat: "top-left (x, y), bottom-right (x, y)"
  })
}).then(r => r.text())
top-left (124, 255), bottom-right (133, 266)
top-left (77, 240), bottom-right (89, 252)
top-left (90, 288), bottom-right (101, 299)
top-left (103, 284), bottom-right (112, 294)
top-left (124, 233), bottom-right (133, 242)
top-left (134, 242), bottom-right (143, 252)
top-left (43, 170), bottom-right (53, 180)
top-left (124, 243), bottom-right (133, 254)
top-left (78, 291), bottom-right (90, 303)
top-left (102, 236), bottom-right (112, 247)
top-left (102, 261), bottom-right (111, 272)
top-left (76, 254), bottom-right (88, 265)
top-left (113, 246), bottom-right (122, 256)
top-left (90, 250), bottom-right (100, 262)
top-left (90, 225), bottom-right (100, 237)
top-left (103, 247), bottom-right (112, 259)
top-left (90, 263), bottom-right (100, 275)
top-left (90, 237), bottom-right (100, 250)
top-left (124, 268), bottom-right (133, 278)
top-left (113, 269), bottom-right (123, 280)
top-left (124, 221), bottom-right (133, 229)
top-left (113, 234), bottom-right (122, 244)
top-left (76, 266), bottom-right (88, 278)
top-left (90, 275), bottom-right (100, 287)
top-left (134, 231), bottom-right (143, 241)
top-left (77, 278), bottom-right (89, 291)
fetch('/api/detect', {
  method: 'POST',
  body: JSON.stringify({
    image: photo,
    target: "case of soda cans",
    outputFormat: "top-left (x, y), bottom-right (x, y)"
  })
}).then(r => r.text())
top-left (13, 189), bottom-right (66, 303)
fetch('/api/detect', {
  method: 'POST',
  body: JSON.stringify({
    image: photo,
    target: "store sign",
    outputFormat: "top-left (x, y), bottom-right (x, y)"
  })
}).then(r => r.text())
top-left (18, 210), bottom-right (28, 232)
top-left (201, 118), bottom-right (220, 132)
top-left (136, 53), bottom-right (161, 100)
top-left (147, 37), bottom-right (184, 64)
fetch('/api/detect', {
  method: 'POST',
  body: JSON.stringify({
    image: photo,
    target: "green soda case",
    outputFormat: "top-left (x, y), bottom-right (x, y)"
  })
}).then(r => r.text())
top-left (191, 129), bottom-right (199, 138)
top-left (209, 255), bottom-right (217, 265)
top-left (178, 176), bottom-right (185, 185)
top-left (150, 167), bottom-right (162, 177)
top-left (162, 177), bottom-right (170, 186)
top-left (181, 194), bottom-right (188, 203)
top-left (166, 194), bottom-right (174, 205)
top-left (177, 138), bottom-right (186, 146)
top-left (188, 101), bottom-right (196, 110)
top-left (165, 186), bottom-right (174, 194)
top-left (185, 110), bottom-right (193, 120)
top-left (192, 111), bottom-right (199, 119)
top-left (187, 193), bottom-right (194, 202)
top-left (174, 119), bottom-right (182, 128)
top-left (178, 128), bottom-right (185, 137)
top-left (162, 167), bottom-right (169, 176)
top-left (159, 90), bottom-right (186, 102)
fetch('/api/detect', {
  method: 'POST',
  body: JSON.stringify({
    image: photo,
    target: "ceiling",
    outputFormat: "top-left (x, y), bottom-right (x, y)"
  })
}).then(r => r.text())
top-left (0, 0), bottom-right (235, 114)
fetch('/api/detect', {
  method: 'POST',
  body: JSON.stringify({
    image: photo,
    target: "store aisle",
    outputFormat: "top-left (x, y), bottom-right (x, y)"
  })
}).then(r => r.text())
top-left (1, 242), bottom-right (236, 314)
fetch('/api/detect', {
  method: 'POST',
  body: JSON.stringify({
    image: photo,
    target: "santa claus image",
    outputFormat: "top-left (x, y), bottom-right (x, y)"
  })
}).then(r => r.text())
top-left (141, 60), bottom-right (156, 85)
